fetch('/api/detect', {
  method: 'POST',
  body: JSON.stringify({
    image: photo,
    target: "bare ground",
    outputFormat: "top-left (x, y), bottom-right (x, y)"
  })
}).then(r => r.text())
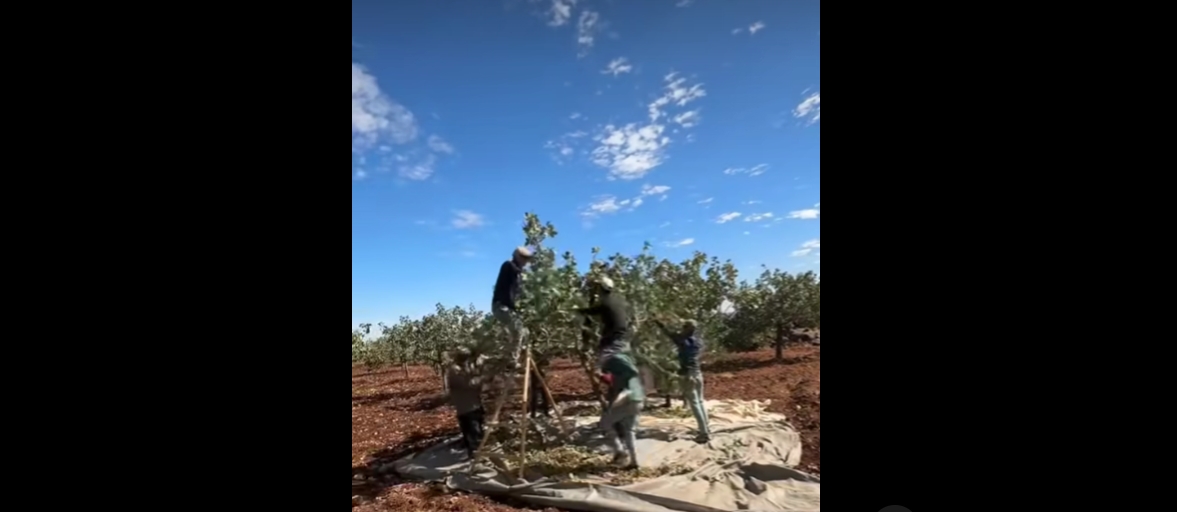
top-left (351, 344), bottom-right (820, 511)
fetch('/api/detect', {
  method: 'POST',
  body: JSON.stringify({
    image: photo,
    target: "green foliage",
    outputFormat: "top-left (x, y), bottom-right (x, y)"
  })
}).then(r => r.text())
top-left (725, 268), bottom-right (820, 355)
top-left (351, 212), bottom-right (821, 378)
top-left (351, 323), bottom-right (371, 363)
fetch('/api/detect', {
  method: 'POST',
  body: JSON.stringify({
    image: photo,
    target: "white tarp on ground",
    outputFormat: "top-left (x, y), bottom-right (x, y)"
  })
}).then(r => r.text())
top-left (392, 400), bottom-right (820, 512)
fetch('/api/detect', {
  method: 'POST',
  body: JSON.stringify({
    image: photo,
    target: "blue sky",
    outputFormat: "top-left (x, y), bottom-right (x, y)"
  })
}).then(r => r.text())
top-left (352, 0), bottom-right (820, 329)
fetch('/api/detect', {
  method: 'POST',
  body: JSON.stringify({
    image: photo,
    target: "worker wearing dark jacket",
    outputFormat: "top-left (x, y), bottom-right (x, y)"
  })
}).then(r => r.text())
top-left (446, 347), bottom-right (485, 458)
top-left (574, 276), bottom-right (630, 363)
top-left (492, 246), bottom-right (532, 364)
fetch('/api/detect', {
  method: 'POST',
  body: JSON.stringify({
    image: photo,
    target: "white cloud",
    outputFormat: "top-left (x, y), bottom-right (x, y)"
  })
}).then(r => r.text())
top-left (787, 202), bottom-right (821, 219)
top-left (545, 142), bottom-right (571, 160)
top-left (743, 231), bottom-right (750, 235)
top-left (723, 163), bottom-right (769, 177)
top-left (576, 10), bottom-right (600, 57)
top-left (398, 153), bottom-right (437, 180)
top-left (745, 212), bottom-right (774, 222)
top-left (352, 63), bottom-right (418, 150)
top-left (791, 239), bottom-right (820, 257)
top-left (587, 73), bottom-right (705, 180)
top-left (668, 237), bottom-right (695, 247)
top-left (354, 169), bottom-right (367, 180)
top-left (734, 21), bottom-right (766, 35)
top-left (743, 200), bottom-right (762, 205)
top-left (582, 195), bottom-right (643, 217)
top-left (544, 130), bottom-right (589, 164)
top-left (427, 135), bottom-right (454, 154)
top-left (451, 210), bottom-right (486, 229)
top-left (659, 221), bottom-right (672, 228)
top-left (586, 197), bottom-right (622, 215)
top-left (794, 92), bottom-right (820, 125)
top-left (698, 197), bottom-right (713, 204)
top-left (529, 1), bottom-right (607, 58)
top-left (716, 212), bottom-right (742, 224)
top-left (676, 0), bottom-right (694, 6)
top-left (570, 112), bottom-right (582, 120)
top-left (539, 0), bottom-right (577, 27)
top-left (640, 184), bottom-right (671, 198)
top-left (581, 184), bottom-right (670, 218)
top-left (788, 208), bottom-right (820, 220)
top-left (602, 57), bottom-right (633, 76)
top-left (354, 62), bottom-right (453, 181)
top-left (648, 72), bottom-right (707, 123)
top-left (673, 110), bottom-right (701, 128)
top-left (591, 123), bottom-right (669, 180)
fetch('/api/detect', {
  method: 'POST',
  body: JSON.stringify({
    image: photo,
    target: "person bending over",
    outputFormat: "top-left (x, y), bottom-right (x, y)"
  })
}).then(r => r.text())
top-left (446, 347), bottom-right (485, 458)
top-left (598, 348), bottom-right (645, 469)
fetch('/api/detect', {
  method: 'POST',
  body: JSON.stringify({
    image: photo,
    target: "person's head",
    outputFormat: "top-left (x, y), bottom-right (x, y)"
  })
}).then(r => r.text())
top-left (512, 246), bottom-right (533, 267)
top-left (450, 346), bottom-right (472, 365)
top-left (593, 275), bottom-right (615, 294)
top-left (680, 319), bottom-right (698, 336)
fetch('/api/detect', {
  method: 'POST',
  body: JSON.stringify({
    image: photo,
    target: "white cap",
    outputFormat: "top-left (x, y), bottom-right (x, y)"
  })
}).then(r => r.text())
top-left (597, 276), bottom-right (615, 291)
top-left (514, 246), bottom-right (533, 258)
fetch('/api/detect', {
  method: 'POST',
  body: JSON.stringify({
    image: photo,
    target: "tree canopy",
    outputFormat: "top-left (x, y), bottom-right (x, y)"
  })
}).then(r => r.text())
top-left (352, 212), bottom-right (820, 394)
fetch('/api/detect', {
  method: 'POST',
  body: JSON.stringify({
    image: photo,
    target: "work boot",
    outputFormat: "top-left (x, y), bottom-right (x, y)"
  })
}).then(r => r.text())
top-left (620, 459), bottom-right (638, 471)
top-left (611, 452), bottom-right (638, 470)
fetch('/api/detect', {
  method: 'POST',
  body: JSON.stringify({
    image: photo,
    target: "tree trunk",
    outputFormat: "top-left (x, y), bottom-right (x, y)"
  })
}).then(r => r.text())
top-left (774, 322), bottom-right (785, 360)
top-left (402, 363), bottom-right (409, 379)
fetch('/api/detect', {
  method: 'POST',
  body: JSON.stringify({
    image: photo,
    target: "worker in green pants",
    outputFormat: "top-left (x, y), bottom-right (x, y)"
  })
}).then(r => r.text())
top-left (597, 348), bottom-right (645, 469)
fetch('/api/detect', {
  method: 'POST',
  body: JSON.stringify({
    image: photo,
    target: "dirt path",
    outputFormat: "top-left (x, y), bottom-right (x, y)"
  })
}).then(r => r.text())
top-left (351, 345), bottom-right (820, 511)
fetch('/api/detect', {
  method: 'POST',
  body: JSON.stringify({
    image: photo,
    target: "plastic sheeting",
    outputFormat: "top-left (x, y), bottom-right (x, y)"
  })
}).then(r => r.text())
top-left (393, 400), bottom-right (820, 512)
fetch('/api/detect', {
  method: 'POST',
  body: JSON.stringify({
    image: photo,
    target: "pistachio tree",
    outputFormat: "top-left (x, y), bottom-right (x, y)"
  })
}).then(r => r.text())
top-left (723, 281), bottom-right (768, 351)
top-left (351, 211), bottom-right (820, 409)
top-left (624, 251), bottom-right (739, 406)
top-left (416, 304), bottom-right (483, 391)
top-left (513, 213), bottom-right (596, 397)
top-left (381, 319), bottom-right (418, 378)
top-left (352, 323), bottom-right (371, 362)
top-left (725, 268), bottom-right (820, 359)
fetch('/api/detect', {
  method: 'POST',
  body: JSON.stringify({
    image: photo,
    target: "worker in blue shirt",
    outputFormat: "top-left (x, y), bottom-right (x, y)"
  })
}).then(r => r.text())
top-left (653, 317), bottom-right (710, 443)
